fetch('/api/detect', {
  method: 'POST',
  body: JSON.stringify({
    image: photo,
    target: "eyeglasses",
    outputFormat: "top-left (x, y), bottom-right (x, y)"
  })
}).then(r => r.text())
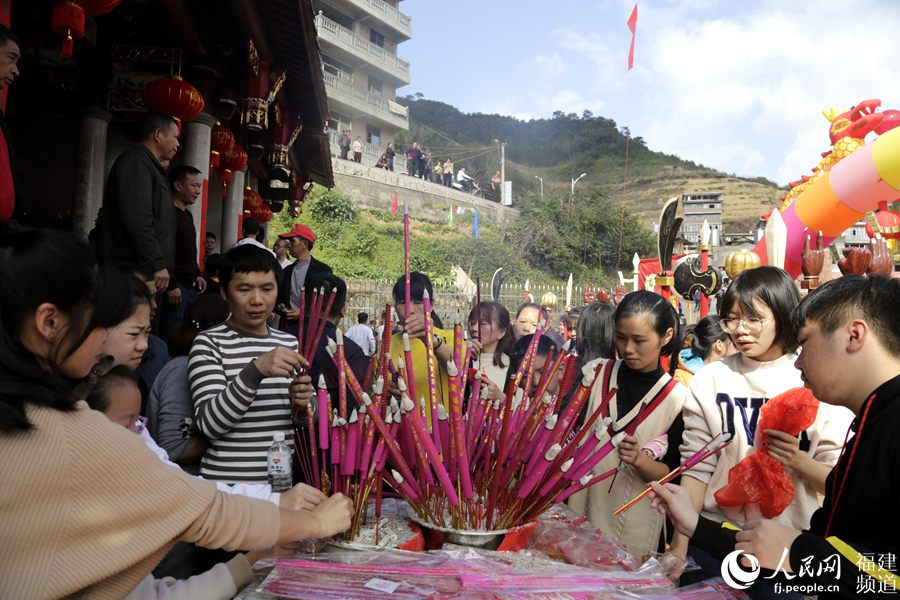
top-left (719, 317), bottom-right (775, 334)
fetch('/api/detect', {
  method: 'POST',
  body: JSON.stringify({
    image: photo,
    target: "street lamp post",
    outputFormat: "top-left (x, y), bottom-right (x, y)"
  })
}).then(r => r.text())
top-left (571, 172), bottom-right (587, 195)
top-left (534, 175), bottom-right (543, 197)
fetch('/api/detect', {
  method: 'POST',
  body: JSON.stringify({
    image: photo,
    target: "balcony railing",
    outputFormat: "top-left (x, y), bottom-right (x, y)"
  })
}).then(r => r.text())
top-left (346, 0), bottom-right (412, 39)
top-left (328, 129), bottom-right (383, 167)
top-left (323, 72), bottom-right (409, 130)
top-left (315, 12), bottom-right (411, 84)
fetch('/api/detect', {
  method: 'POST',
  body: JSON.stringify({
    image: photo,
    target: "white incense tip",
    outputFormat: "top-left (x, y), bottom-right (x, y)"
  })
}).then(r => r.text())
top-left (391, 469), bottom-right (403, 484)
top-left (437, 404), bottom-right (449, 420)
top-left (358, 404), bottom-right (366, 415)
top-left (349, 410), bottom-right (358, 424)
top-left (611, 431), bottom-right (626, 448)
top-left (385, 410), bottom-right (394, 425)
top-left (544, 443), bottom-right (562, 461)
top-left (397, 356), bottom-right (406, 370)
top-left (545, 414), bottom-right (558, 430)
top-left (338, 417), bottom-right (347, 427)
top-left (419, 396), bottom-right (427, 409)
top-left (423, 288), bottom-right (431, 301)
top-left (541, 392), bottom-right (552, 405)
top-left (480, 383), bottom-right (490, 399)
top-left (579, 473), bottom-right (594, 486)
top-left (401, 395), bottom-right (415, 413)
top-left (326, 337), bottom-right (337, 352)
top-left (317, 374), bottom-right (326, 389)
top-left (402, 333), bottom-right (411, 352)
top-left (374, 377), bottom-right (384, 395)
top-left (446, 360), bottom-right (459, 378)
top-left (563, 339), bottom-right (572, 352)
top-left (561, 458), bottom-right (574, 472)
top-left (398, 377), bottom-right (407, 392)
top-left (492, 399), bottom-right (502, 410)
top-left (581, 359), bottom-right (602, 386)
top-left (331, 414), bottom-right (340, 427)
top-left (389, 397), bottom-right (399, 412)
top-left (335, 328), bottom-right (344, 345)
top-left (361, 393), bottom-right (372, 406)
top-left (511, 391), bottom-right (523, 413)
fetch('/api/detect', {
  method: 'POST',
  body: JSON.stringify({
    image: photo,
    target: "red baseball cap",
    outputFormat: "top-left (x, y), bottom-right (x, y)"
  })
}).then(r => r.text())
top-left (278, 223), bottom-right (316, 243)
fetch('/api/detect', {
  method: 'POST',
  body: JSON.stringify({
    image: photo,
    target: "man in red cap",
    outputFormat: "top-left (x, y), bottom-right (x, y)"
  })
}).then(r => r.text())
top-left (276, 223), bottom-right (332, 336)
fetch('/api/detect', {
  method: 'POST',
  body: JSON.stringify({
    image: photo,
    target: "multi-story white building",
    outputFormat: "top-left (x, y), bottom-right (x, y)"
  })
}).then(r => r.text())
top-left (312, 0), bottom-right (411, 167)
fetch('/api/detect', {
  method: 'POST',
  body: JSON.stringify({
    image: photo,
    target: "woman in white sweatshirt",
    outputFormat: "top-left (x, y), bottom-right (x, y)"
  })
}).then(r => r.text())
top-left (674, 267), bottom-right (852, 595)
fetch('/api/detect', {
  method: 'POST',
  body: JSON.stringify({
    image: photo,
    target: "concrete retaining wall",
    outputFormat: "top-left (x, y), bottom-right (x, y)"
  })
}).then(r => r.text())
top-left (330, 159), bottom-right (517, 225)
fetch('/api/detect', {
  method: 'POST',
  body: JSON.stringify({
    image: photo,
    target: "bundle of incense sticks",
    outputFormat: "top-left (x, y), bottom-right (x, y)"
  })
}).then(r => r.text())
top-left (295, 302), bottom-right (683, 539)
top-left (611, 432), bottom-right (733, 516)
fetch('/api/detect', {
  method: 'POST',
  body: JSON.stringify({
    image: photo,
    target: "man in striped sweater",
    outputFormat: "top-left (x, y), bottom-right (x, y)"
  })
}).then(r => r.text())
top-left (189, 245), bottom-right (312, 483)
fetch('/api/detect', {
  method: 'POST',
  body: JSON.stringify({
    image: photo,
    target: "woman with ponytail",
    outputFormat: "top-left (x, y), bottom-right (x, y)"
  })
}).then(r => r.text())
top-left (568, 290), bottom-right (687, 560)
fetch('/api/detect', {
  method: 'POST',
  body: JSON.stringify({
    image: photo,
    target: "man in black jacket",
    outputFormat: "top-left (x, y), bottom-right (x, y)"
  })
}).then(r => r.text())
top-left (91, 112), bottom-right (180, 293)
top-left (276, 223), bottom-right (332, 337)
top-left (652, 275), bottom-right (900, 598)
top-left (0, 25), bottom-right (19, 230)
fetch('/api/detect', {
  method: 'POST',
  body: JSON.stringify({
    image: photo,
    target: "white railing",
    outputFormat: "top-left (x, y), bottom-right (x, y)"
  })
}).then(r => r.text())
top-left (323, 72), bottom-right (409, 129)
top-left (315, 13), bottom-right (411, 84)
top-left (329, 129), bottom-right (384, 167)
top-left (346, 0), bottom-right (412, 38)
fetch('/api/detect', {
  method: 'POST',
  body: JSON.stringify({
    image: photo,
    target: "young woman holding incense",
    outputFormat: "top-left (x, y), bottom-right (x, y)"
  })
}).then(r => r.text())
top-left (0, 229), bottom-right (352, 598)
top-left (672, 267), bottom-right (852, 588)
top-left (467, 301), bottom-right (513, 401)
top-left (567, 290), bottom-right (687, 561)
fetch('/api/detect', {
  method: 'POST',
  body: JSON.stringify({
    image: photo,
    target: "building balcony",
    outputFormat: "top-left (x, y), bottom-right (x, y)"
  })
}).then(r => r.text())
top-left (323, 72), bottom-right (409, 131)
top-left (331, 0), bottom-right (412, 41)
top-left (315, 12), bottom-right (411, 85)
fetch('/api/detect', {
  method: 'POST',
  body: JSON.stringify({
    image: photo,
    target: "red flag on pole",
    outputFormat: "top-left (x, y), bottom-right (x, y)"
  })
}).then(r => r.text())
top-left (627, 4), bottom-right (638, 71)
top-left (391, 191), bottom-right (398, 217)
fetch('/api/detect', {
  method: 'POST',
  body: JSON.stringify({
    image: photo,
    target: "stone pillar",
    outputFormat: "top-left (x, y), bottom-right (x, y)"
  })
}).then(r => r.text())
top-left (72, 108), bottom-right (111, 238)
top-left (180, 113), bottom-right (216, 263)
top-left (221, 168), bottom-right (245, 252)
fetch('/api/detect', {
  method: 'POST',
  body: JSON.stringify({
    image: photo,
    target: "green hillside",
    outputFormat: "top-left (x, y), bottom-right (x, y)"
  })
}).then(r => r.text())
top-left (394, 96), bottom-right (787, 232)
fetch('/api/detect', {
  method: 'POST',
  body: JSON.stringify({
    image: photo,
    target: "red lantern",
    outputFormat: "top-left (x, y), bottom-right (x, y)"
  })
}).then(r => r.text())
top-left (51, 0), bottom-right (120, 58)
top-left (143, 76), bottom-right (205, 135)
top-left (866, 200), bottom-right (900, 241)
top-left (209, 124), bottom-right (235, 170)
top-left (243, 188), bottom-right (263, 212)
top-left (252, 204), bottom-right (273, 224)
top-left (221, 144), bottom-right (248, 196)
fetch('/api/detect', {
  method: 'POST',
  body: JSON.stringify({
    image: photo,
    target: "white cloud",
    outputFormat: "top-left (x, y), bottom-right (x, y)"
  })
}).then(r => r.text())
top-left (526, 51), bottom-right (568, 77)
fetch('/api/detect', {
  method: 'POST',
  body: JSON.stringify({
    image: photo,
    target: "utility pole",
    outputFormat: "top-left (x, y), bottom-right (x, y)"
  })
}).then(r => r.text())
top-left (499, 141), bottom-right (507, 223)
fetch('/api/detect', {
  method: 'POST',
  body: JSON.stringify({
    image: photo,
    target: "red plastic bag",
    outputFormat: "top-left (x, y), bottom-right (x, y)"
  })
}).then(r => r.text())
top-left (714, 387), bottom-right (819, 518)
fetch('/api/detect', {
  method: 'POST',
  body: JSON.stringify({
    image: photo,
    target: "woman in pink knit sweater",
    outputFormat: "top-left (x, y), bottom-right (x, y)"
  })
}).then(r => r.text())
top-left (0, 228), bottom-right (352, 599)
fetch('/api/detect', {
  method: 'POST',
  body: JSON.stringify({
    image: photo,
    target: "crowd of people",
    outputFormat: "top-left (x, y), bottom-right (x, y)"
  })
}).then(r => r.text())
top-left (336, 131), bottom-right (486, 194)
top-left (0, 25), bottom-right (897, 596)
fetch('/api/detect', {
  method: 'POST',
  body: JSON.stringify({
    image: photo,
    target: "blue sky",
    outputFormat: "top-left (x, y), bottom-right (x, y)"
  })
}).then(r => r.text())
top-left (399, 0), bottom-right (900, 185)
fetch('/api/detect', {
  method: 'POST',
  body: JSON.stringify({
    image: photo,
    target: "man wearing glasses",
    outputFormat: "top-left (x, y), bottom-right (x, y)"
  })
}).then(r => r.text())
top-left (273, 238), bottom-right (292, 269)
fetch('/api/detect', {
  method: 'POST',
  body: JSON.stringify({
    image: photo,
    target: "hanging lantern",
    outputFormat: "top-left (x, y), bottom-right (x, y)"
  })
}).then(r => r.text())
top-left (243, 187), bottom-right (263, 212)
top-left (142, 76), bottom-right (205, 135)
top-left (51, 0), bottom-right (120, 58)
top-left (252, 203), bottom-right (273, 224)
top-left (209, 124), bottom-right (235, 170)
top-left (220, 144), bottom-right (248, 196)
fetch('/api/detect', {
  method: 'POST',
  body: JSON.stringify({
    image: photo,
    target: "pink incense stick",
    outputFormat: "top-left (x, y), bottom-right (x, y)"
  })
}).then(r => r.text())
top-left (308, 287), bottom-right (337, 364)
top-left (401, 334), bottom-right (419, 411)
top-left (437, 404), bottom-right (450, 462)
top-left (316, 378), bottom-right (329, 450)
top-left (421, 289), bottom-right (441, 438)
top-left (329, 412), bottom-right (341, 464)
top-left (446, 359), bottom-right (474, 500)
top-left (401, 394), bottom-right (459, 506)
top-left (517, 443), bottom-right (563, 499)
top-left (341, 410), bottom-right (359, 476)
top-left (556, 467), bottom-right (618, 503)
top-left (303, 288), bottom-right (322, 360)
top-left (360, 393), bottom-right (420, 495)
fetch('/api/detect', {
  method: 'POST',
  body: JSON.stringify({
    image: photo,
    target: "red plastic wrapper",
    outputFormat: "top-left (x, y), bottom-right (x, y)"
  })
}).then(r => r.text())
top-left (715, 387), bottom-right (819, 518)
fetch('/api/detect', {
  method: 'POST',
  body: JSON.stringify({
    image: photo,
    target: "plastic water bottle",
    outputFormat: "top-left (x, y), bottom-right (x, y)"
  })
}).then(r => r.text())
top-left (267, 432), bottom-right (292, 492)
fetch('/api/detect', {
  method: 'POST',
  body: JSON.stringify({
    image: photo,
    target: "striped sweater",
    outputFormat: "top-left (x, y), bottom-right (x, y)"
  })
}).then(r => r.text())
top-left (189, 322), bottom-right (298, 483)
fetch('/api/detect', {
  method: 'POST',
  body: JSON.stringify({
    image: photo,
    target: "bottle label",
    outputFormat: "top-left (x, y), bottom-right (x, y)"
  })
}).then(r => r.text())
top-left (268, 452), bottom-right (291, 475)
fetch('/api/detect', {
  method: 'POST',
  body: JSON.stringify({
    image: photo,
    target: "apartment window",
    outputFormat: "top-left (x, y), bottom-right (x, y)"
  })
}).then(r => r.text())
top-left (369, 28), bottom-right (385, 48)
top-left (368, 75), bottom-right (383, 97)
top-left (366, 125), bottom-right (381, 147)
top-left (326, 111), bottom-right (351, 134)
